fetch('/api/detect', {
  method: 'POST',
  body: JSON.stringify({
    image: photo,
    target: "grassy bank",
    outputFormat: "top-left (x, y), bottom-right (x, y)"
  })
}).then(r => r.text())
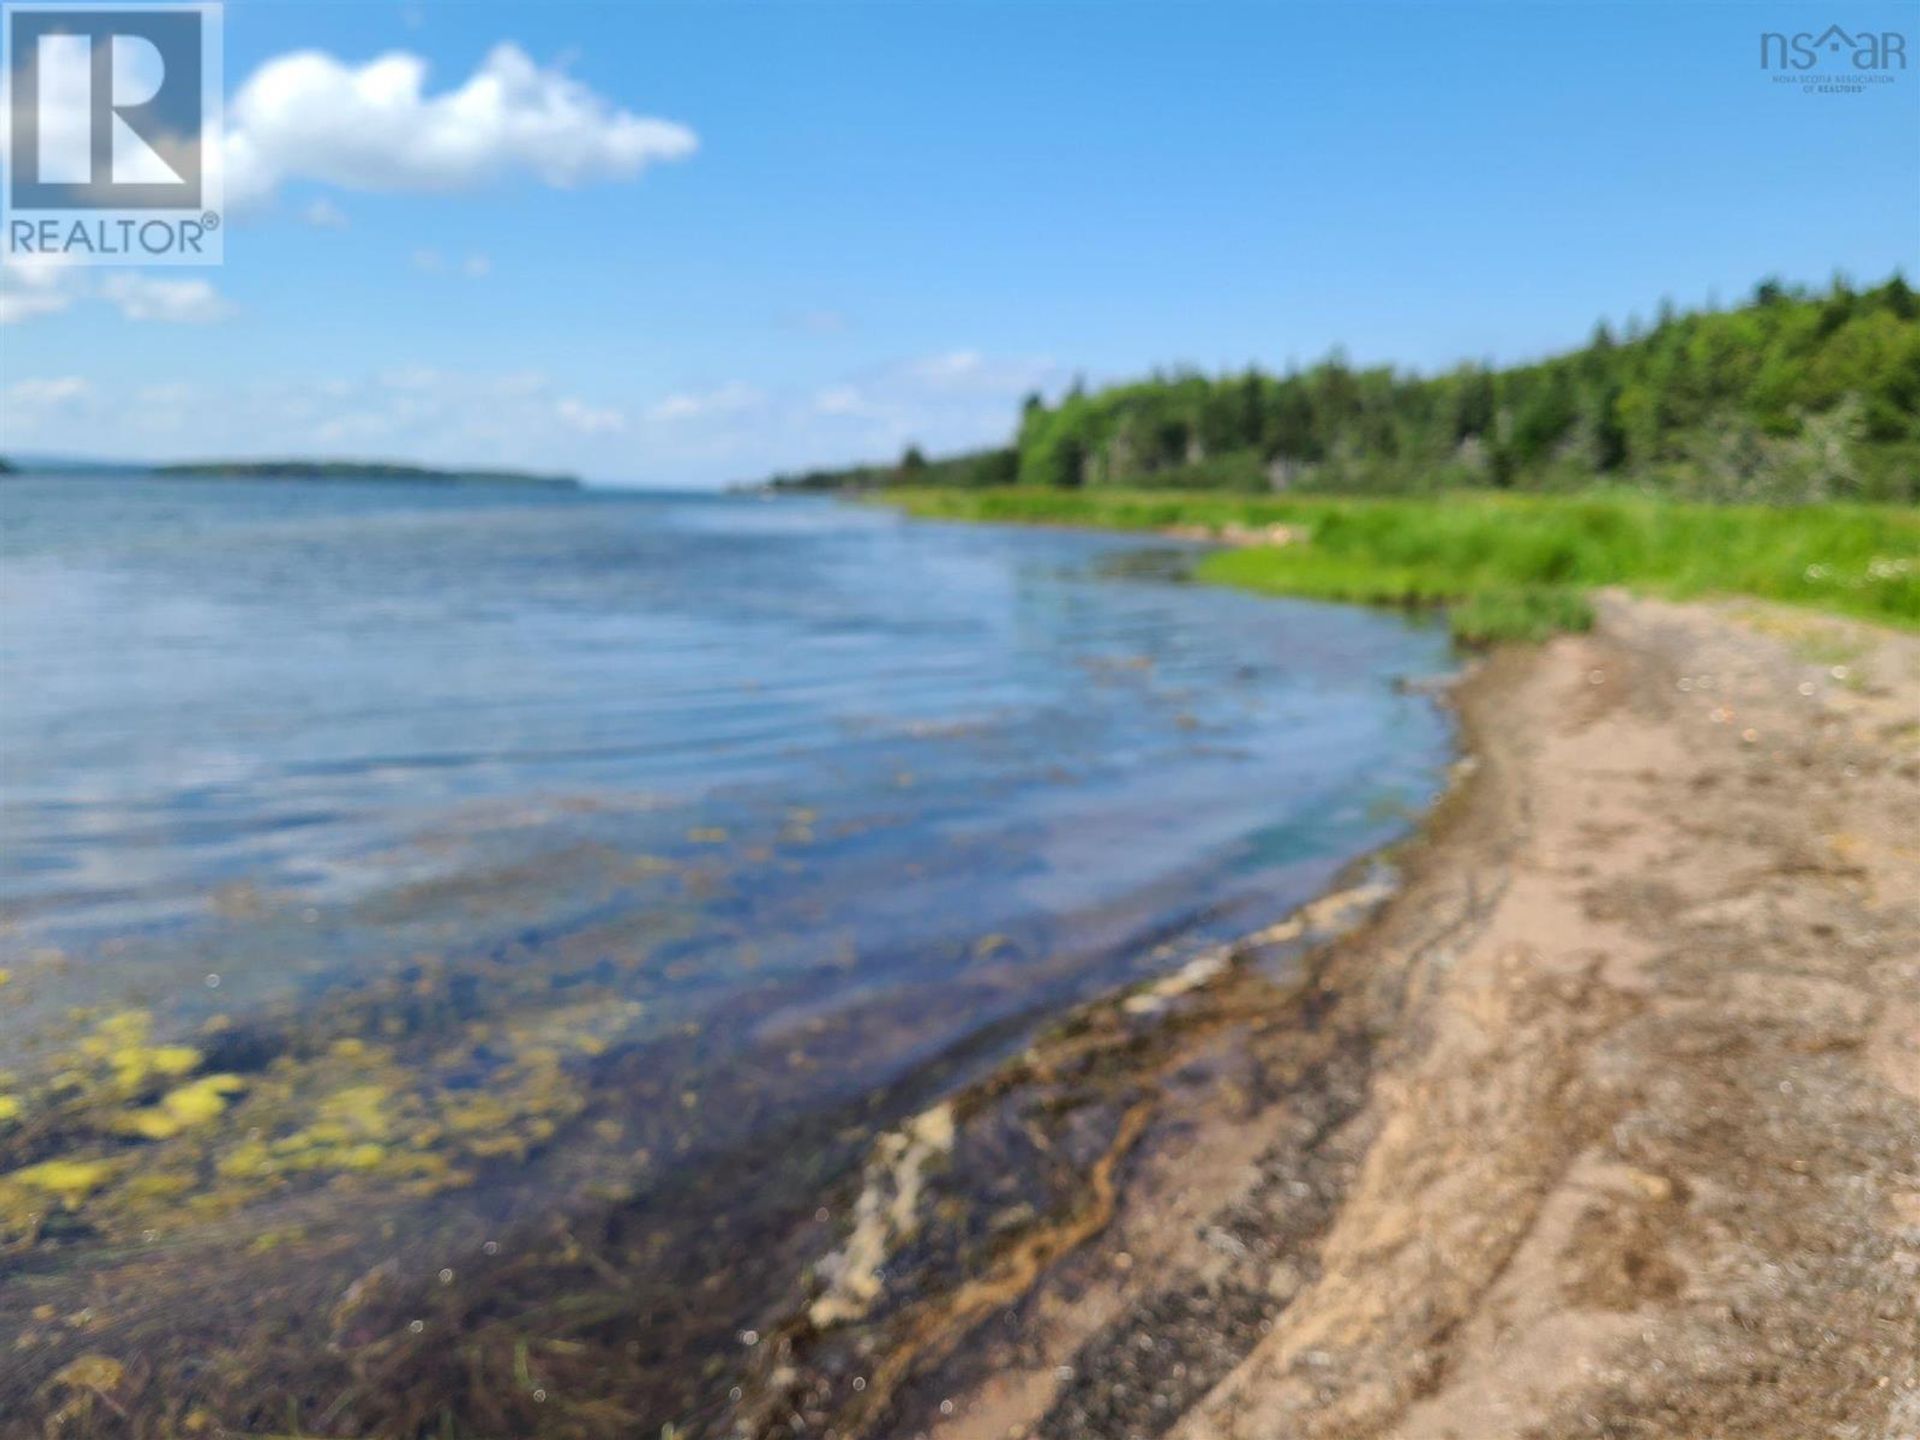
top-left (883, 489), bottom-right (1920, 643)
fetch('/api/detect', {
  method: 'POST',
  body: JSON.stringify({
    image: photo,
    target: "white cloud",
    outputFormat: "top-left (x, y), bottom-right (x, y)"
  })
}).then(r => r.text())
top-left (645, 381), bottom-right (761, 423)
top-left (96, 274), bottom-right (230, 323)
top-left (0, 287), bottom-right (73, 325)
top-left (302, 197), bottom-right (350, 229)
top-left (804, 350), bottom-right (1059, 428)
top-left (379, 364), bottom-right (442, 391)
top-left (598, 350), bottom-right (1064, 482)
top-left (556, 397), bottom-right (625, 434)
top-left (911, 349), bottom-right (986, 383)
top-left (0, 258), bottom-right (230, 326)
top-left (224, 43), bottom-right (697, 210)
top-left (126, 382), bottom-right (199, 437)
top-left (411, 249), bottom-right (491, 279)
top-left (0, 380), bottom-right (95, 449)
top-left (0, 254), bottom-right (79, 324)
top-left (63, 367), bottom-right (633, 472)
top-left (812, 384), bottom-right (879, 418)
top-left (137, 381), bottom-right (198, 406)
top-left (0, 349), bottom-right (1063, 487)
top-left (6, 376), bottom-right (92, 408)
top-left (0, 377), bottom-right (97, 446)
top-left (906, 349), bottom-right (1057, 394)
top-left (492, 371), bottom-right (548, 397)
top-left (2, 254), bottom-right (77, 289)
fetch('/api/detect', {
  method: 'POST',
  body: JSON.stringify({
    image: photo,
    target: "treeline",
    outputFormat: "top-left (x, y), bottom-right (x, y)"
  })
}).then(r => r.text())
top-left (768, 275), bottom-right (1920, 503)
top-left (764, 445), bottom-right (1017, 492)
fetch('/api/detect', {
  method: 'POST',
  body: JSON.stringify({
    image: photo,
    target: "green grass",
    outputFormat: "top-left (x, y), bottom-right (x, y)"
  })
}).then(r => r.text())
top-left (883, 489), bottom-right (1920, 644)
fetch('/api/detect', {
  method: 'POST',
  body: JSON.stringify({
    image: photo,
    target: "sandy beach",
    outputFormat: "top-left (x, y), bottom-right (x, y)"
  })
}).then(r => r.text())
top-left (739, 591), bottom-right (1920, 1440)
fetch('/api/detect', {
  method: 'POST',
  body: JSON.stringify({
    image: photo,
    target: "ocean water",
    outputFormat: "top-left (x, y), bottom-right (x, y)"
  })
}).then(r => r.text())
top-left (0, 475), bottom-right (1453, 1428)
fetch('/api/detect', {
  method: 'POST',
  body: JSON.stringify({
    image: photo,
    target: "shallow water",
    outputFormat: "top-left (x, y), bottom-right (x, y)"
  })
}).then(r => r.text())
top-left (0, 476), bottom-right (1452, 1433)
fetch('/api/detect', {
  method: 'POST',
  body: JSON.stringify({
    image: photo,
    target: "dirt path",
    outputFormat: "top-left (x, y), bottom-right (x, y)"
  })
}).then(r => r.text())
top-left (750, 592), bottom-right (1920, 1440)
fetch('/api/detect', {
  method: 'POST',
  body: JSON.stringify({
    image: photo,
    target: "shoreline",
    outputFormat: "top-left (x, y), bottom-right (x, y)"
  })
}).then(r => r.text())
top-left (736, 589), bottom-right (1920, 1440)
top-left (3, 485), bottom-right (1913, 1434)
top-left (0, 494), bottom-right (1458, 1438)
top-left (730, 641), bottom-right (1496, 1440)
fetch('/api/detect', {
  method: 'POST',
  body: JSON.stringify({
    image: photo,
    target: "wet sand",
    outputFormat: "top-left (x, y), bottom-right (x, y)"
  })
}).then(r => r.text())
top-left (738, 591), bottom-right (1920, 1440)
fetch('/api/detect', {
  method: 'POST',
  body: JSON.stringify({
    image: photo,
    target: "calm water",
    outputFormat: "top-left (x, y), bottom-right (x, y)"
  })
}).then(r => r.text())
top-left (0, 475), bottom-right (1452, 1430)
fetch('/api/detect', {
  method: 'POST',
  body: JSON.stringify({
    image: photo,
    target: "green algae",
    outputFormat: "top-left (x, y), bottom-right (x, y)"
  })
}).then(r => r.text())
top-left (116, 1073), bottom-right (247, 1140)
top-left (0, 989), bottom-right (649, 1245)
top-left (72, 1010), bottom-right (202, 1095)
top-left (7, 1156), bottom-right (117, 1205)
top-left (0, 827), bottom-right (1012, 1432)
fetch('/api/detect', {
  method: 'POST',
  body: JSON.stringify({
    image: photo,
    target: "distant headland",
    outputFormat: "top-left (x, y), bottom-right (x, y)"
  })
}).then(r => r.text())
top-left (153, 459), bottom-right (581, 487)
top-left (0, 454), bottom-right (578, 487)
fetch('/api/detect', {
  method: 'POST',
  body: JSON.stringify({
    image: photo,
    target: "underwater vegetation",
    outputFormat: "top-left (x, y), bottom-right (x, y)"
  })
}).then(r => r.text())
top-left (0, 994), bottom-right (646, 1246)
top-left (0, 806), bottom-right (1167, 1437)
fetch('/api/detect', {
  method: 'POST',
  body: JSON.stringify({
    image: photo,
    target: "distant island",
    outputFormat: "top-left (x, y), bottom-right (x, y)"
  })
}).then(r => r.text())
top-left (155, 459), bottom-right (580, 487)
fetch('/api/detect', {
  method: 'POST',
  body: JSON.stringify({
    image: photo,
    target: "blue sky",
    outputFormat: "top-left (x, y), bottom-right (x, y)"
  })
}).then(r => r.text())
top-left (3, 0), bottom-right (1916, 486)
